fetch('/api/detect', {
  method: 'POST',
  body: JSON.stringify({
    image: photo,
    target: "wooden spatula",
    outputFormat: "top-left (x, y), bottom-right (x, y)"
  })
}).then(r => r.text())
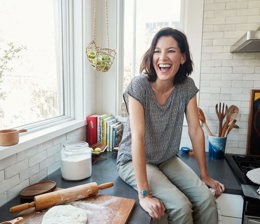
top-left (198, 107), bottom-right (213, 136)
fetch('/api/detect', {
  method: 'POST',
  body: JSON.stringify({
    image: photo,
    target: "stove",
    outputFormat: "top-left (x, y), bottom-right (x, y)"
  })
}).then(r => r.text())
top-left (225, 154), bottom-right (260, 224)
top-left (225, 154), bottom-right (260, 185)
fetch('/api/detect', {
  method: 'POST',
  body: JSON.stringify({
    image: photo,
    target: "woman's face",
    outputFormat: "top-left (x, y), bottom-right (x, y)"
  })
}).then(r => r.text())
top-left (152, 36), bottom-right (186, 82)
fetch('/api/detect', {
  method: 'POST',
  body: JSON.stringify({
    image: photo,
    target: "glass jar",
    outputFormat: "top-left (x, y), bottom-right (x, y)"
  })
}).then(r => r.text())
top-left (61, 141), bottom-right (92, 180)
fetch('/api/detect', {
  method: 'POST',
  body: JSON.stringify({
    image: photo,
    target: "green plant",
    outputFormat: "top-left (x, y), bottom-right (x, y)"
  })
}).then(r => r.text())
top-left (0, 42), bottom-right (25, 97)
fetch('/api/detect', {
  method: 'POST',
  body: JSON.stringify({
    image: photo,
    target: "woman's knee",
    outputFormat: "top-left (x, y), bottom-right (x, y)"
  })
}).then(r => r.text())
top-left (198, 189), bottom-right (217, 210)
top-left (167, 197), bottom-right (193, 224)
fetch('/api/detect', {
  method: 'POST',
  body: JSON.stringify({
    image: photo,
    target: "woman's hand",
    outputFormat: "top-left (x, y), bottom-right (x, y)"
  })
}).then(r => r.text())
top-left (139, 196), bottom-right (165, 219)
top-left (201, 175), bottom-right (225, 197)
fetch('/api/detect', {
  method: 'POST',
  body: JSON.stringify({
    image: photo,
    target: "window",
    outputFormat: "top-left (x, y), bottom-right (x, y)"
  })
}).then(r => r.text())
top-left (118, 0), bottom-right (183, 115)
top-left (0, 0), bottom-right (72, 129)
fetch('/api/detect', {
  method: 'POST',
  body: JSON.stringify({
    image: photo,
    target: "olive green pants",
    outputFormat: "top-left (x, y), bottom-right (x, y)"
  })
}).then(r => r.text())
top-left (117, 156), bottom-right (218, 224)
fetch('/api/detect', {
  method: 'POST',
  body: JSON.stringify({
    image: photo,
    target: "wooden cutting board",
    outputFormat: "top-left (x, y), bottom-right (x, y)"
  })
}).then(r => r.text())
top-left (18, 194), bottom-right (135, 224)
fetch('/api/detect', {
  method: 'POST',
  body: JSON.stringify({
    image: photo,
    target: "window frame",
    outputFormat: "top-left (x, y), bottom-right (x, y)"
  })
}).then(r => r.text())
top-left (5, 0), bottom-right (81, 131)
top-left (0, 0), bottom-right (88, 158)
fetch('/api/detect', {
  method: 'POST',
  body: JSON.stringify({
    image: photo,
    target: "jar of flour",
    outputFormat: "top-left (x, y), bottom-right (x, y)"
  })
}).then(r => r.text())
top-left (61, 141), bottom-right (92, 180)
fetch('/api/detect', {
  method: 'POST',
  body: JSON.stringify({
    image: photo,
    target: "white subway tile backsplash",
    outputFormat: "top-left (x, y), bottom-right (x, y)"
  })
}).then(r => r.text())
top-left (238, 8), bottom-right (259, 15)
top-left (5, 159), bottom-right (28, 179)
top-left (0, 127), bottom-right (86, 206)
top-left (29, 168), bottom-right (48, 185)
top-left (20, 164), bottom-right (39, 182)
top-left (232, 80), bottom-right (254, 88)
top-left (29, 150), bottom-right (47, 167)
top-left (254, 81), bottom-right (260, 88)
top-left (226, 2), bottom-right (249, 9)
top-left (181, 0), bottom-right (260, 156)
top-left (247, 15), bottom-right (260, 23)
top-left (0, 155), bottom-right (16, 170)
top-left (0, 170), bottom-right (4, 182)
top-left (7, 179), bottom-right (29, 202)
top-left (0, 175), bottom-right (20, 193)
top-left (248, 1), bottom-right (260, 8)
top-left (205, 3), bottom-right (226, 10)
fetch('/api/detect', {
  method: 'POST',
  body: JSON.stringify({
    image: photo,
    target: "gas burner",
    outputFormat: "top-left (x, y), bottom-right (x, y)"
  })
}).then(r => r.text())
top-left (225, 154), bottom-right (260, 185)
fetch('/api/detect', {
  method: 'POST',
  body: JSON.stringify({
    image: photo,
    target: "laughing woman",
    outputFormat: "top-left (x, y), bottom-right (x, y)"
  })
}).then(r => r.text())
top-left (116, 27), bottom-right (224, 224)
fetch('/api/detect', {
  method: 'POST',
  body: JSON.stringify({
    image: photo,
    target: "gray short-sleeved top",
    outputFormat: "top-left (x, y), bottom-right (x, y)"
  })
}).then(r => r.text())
top-left (117, 74), bottom-right (198, 165)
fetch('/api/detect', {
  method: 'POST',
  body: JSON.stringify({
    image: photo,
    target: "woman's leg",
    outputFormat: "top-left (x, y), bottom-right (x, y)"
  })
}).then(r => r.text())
top-left (117, 162), bottom-right (194, 224)
top-left (159, 156), bottom-right (218, 224)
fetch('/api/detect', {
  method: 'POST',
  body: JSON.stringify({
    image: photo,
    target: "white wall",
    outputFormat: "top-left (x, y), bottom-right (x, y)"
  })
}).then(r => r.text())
top-left (89, 0), bottom-right (118, 115)
top-left (181, 0), bottom-right (260, 154)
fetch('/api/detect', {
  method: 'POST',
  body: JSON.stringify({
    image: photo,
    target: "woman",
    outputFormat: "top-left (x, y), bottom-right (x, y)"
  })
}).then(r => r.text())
top-left (116, 27), bottom-right (224, 224)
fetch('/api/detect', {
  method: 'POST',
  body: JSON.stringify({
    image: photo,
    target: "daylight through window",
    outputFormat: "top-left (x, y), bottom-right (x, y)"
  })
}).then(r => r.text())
top-left (0, 0), bottom-right (64, 129)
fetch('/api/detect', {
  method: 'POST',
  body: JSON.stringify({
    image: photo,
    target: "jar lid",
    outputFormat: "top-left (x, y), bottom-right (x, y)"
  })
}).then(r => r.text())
top-left (63, 141), bottom-right (90, 155)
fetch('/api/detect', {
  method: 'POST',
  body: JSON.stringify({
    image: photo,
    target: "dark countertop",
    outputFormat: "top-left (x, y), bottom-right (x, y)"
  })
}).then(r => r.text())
top-left (0, 152), bottom-right (150, 223)
top-left (178, 152), bottom-right (242, 195)
top-left (0, 151), bottom-right (242, 222)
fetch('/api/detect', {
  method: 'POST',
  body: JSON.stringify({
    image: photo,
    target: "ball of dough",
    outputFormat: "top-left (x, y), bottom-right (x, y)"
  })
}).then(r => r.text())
top-left (42, 204), bottom-right (88, 224)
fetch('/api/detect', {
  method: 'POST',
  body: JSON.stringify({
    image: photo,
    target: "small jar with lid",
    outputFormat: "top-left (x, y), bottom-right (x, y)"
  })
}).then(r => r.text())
top-left (61, 141), bottom-right (92, 181)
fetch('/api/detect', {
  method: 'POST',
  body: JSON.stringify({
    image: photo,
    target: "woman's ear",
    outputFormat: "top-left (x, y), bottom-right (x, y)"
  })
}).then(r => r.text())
top-left (181, 54), bottom-right (186, 65)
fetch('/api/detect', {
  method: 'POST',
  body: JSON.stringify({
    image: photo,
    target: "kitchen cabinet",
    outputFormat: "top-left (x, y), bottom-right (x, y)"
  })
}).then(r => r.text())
top-left (216, 193), bottom-right (243, 224)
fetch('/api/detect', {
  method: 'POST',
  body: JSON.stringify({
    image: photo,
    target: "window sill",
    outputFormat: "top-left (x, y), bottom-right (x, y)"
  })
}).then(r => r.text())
top-left (0, 119), bottom-right (86, 160)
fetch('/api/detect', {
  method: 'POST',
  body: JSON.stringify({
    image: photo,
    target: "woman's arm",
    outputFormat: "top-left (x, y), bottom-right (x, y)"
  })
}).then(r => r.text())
top-left (185, 96), bottom-right (225, 196)
top-left (128, 95), bottom-right (149, 194)
top-left (128, 96), bottom-right (165, 219)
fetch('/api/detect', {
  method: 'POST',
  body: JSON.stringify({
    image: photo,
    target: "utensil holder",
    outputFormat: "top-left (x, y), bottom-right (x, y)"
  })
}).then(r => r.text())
top-left (208, 135), bottom-right (227, 160)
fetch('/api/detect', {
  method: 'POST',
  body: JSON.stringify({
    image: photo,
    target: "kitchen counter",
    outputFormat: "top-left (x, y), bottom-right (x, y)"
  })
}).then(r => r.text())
top-left (0, 151), bottom-right (242, 223)
top-left (178, 152), bottom-right (242, 195)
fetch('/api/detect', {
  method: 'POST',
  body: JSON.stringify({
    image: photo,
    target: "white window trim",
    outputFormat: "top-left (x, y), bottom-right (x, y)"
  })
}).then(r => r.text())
top-left (0, 0), bottom-right (88, 160)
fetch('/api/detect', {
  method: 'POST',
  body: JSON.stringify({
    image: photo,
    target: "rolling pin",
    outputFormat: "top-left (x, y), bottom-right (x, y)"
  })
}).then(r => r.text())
top-left (9, 182), bottom-right (113, 213)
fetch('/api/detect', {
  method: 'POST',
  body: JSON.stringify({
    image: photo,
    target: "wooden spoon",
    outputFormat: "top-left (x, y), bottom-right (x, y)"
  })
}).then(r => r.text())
top-left (224, 119), bottom-right (237, 137)
top-left (221, 105), bottom-right (239, 137)
top-left (198, 107), bottom-right (213, 136)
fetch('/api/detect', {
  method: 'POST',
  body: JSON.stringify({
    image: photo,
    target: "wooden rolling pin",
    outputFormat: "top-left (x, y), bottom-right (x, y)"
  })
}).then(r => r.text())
top-left (9, 182), bottom-right (113, 213)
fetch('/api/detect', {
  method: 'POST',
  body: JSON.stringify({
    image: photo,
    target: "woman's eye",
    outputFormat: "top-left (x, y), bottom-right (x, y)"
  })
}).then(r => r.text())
top-left (154, 50), bottom-right (160, 54)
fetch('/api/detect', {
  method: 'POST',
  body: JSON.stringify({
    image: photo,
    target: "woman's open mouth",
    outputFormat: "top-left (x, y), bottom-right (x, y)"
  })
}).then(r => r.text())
top-left (158, 63), bottom-right (172, 72)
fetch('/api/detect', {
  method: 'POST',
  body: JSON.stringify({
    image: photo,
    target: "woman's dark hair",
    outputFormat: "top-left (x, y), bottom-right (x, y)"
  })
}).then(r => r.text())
top-left (139, 27), bottom-right (193, 85)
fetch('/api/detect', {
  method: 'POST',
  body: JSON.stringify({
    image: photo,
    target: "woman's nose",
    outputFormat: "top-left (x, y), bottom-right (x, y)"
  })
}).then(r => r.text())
top-left (159, 52), bottom-right (168, 60)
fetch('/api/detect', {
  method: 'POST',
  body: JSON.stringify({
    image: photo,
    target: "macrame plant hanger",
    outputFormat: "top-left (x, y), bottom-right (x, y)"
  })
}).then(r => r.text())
top-left (86, 0), bottom-right (116, 72)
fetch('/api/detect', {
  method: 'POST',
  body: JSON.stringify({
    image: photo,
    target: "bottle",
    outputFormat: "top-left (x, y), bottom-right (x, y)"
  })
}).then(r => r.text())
top-left (61, 141), bottom-right (92, 180)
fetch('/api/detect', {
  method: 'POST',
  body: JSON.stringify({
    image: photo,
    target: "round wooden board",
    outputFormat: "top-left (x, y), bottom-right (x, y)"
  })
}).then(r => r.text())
top-left (20, 180), bottom-right (56, 200)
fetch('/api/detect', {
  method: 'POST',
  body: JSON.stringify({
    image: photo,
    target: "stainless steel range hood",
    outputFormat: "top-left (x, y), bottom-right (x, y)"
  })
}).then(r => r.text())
top-left (230, 27), bottom-right (260, 53)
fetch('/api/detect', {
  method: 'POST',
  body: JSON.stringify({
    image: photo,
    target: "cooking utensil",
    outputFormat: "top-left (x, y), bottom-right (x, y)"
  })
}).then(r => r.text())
top-left (224, 119), bottom-right (237, 137)
top-left (0, 217), bottom-right (23, 224)
top-left (9, 182), bottom-right (113, 213)
top-left (198, 107), bottom-right (213, 136)
top-left (220, 105), bottom-right (239, 137)
top-left (215, 102), bottom-right (228, 137)
top-left (0, 129), bottom-right (27, 146)
top-left (20, 180), bottom-right (56, 200)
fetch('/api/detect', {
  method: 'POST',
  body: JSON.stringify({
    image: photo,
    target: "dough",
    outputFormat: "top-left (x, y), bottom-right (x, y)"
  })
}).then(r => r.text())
top-left (42, 204), bottom-right (88, 224)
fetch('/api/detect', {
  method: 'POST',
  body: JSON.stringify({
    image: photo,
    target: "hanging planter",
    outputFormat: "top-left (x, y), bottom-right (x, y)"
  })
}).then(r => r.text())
top-left (86, 0), bottom-right (116, 72)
